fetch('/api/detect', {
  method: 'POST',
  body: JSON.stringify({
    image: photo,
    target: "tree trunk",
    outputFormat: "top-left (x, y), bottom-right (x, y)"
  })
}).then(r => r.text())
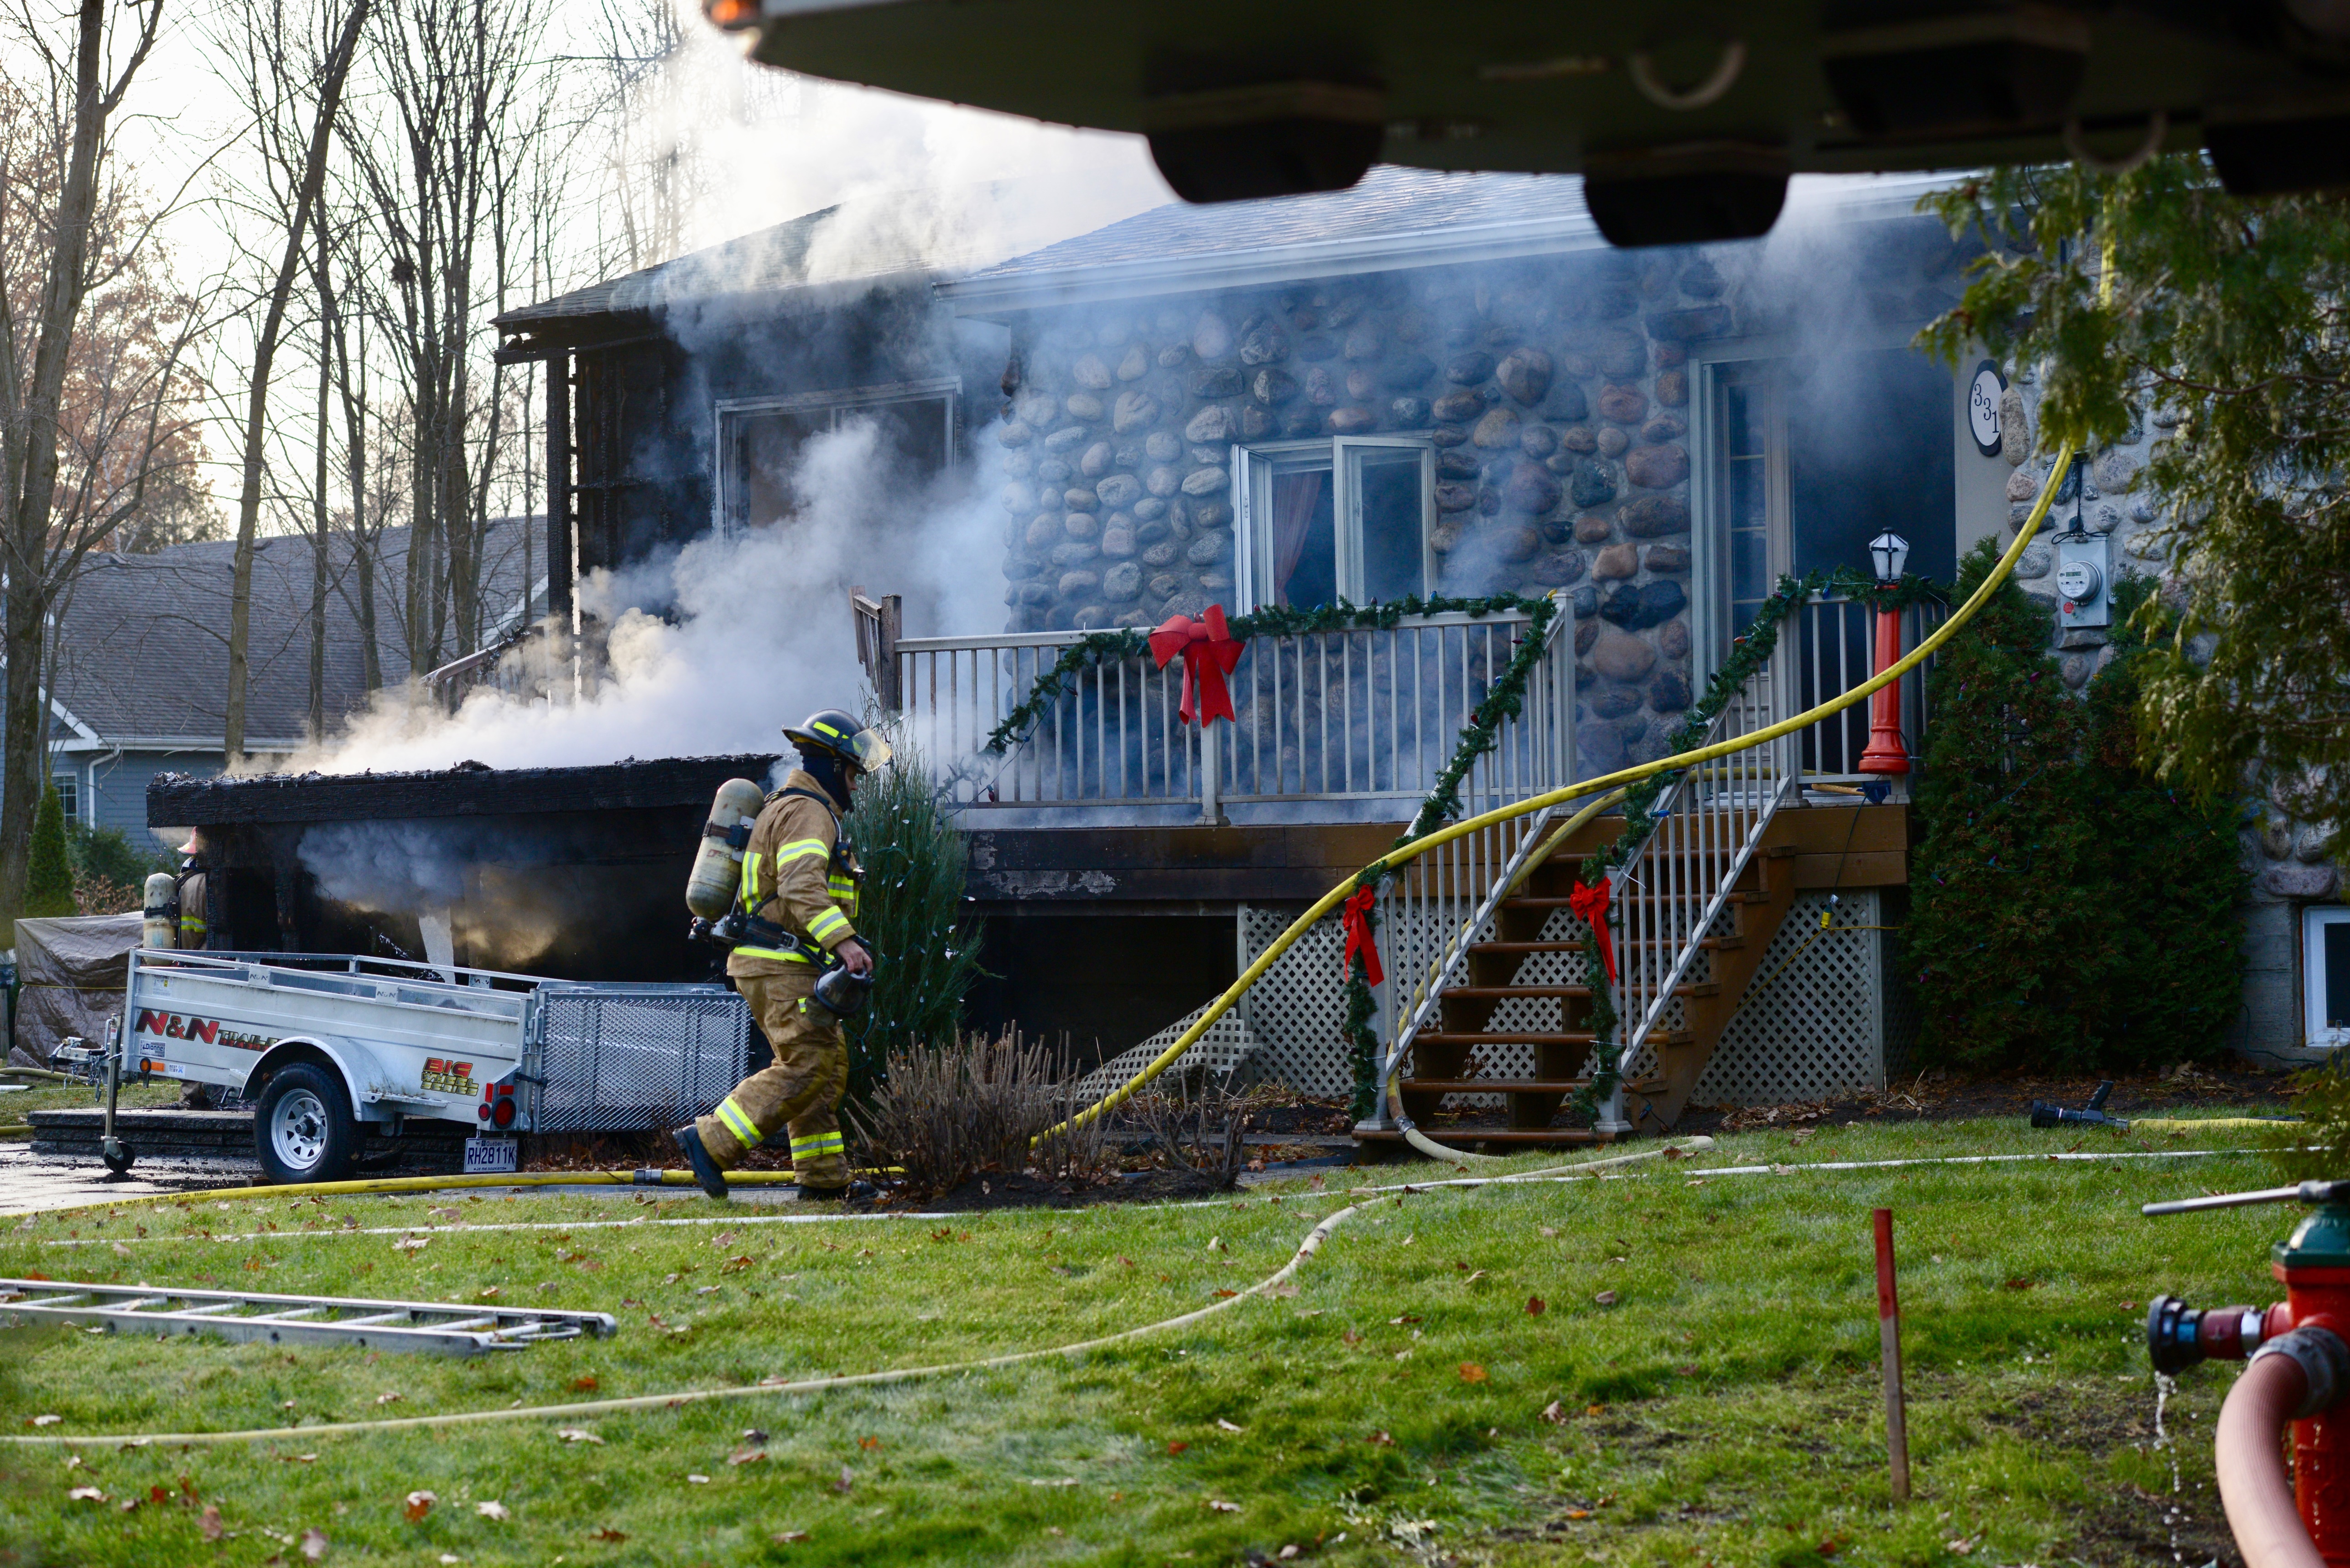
top-left (308, 273), bottom-right (331, 738)
top-left (1, 0), bottom-right (115, 935)
top-left (221, 0), bottom-right (370, 762)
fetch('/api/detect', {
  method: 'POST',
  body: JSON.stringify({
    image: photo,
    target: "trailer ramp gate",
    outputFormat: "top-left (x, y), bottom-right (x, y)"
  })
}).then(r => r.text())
top-left (0, 1277), bottom-right (617, 1355)
top-left (522, 983), bottom-right (749, 1135)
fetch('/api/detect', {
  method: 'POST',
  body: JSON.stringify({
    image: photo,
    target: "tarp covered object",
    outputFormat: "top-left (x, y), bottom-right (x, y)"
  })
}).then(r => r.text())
top-left (10, 914), bottom-right (140, 1069)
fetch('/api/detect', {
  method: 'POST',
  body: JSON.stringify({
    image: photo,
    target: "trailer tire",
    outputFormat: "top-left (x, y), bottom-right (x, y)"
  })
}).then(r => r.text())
top-left (255, 1064), bottom-right (357, 1185)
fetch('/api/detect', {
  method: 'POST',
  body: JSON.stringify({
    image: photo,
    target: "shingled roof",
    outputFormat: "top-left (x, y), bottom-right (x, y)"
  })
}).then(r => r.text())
top-left (46, 519), bottom-right (541, 749)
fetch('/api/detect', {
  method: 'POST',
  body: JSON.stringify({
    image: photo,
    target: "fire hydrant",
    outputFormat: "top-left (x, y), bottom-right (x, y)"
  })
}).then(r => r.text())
top-left (2146, 1179), bottom-right (2350, 1566)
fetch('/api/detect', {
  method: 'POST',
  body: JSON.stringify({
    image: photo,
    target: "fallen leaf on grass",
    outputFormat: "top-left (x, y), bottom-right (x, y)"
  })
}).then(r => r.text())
top-left (571, 1376), bottom-right (599, 1393)
top-left (1945, 1540), bottom-right (1974, 1556)
top-left (374, 1393), bottom-right (402, 1407)
top-left (1594, 1291), bottom-right (1619, 1307)
top-left (1341, 1329), bottom-right (1363, 1346)
top-left (556, 1428), bottom-right (604, 1445)
top-left (30, 1415), bottom-right (59, 1427)
top-left (1367, 1431), bottom-right (1395, 1446)
top-left (1207, 1499), bottom-right (1241, 1513)
top-left (281, 1454), bottom-right (317, 1464)
top-left (2003, 1279), bottom-right (2037, 1291)
top-left (299, 1527), bottom-right (328, 1561)
top-left (1540, 1401), bottom-right (1566, 1424)
top-left (1563, 1509), bottom-right (1592, 1521)
top-left (729, 1449), bottom-right (768, 1466)
top-left (1459, 1364), bottom-right (1489, 1384)
top-left (403, 1490), bottom-right (435, 1522)
top-left (686, 1474), bottom-right (710, 1484)
top-left (394, 1237), bottom-right (427, 1253)
top-left (476, 1287), bottom-right (500, 1300)
top-left (587, 1527), bottom-right (627, 1542)
top-left (1212, 1288), bottom-right (1238, 1299)
top-left (856, 1436), bottom-right (882, 1451)
top-left (720, 1255), bottom-right (754, 1274)
top-left (832, 1464), bottom-right (855, 1494)
top-left (1269, 1280), bottom-right (1299, 1298)
top-left (1527, 1296), bottom-right (1546, 1315)
top-left (1216, 1419), bottom-right (1245, 1433)
top-left (1538, 1226), bottom-right (1558, 1238)
top-left (68, 1485), bottom-right (105, 1502)
top-left (772, 1531), bottom-right (811, 1544)
top-left (202, 1503), bottom-right (224, 1540)
top-left (475, 1501), bottom-right (510, 1521)
top-left (1460, 1269), bottom-right (1486, 1286)
top-left (1166, 1441), bottom-right (1188, 1455)
top-left (1388, 1315), bottom-right (1421, 1325)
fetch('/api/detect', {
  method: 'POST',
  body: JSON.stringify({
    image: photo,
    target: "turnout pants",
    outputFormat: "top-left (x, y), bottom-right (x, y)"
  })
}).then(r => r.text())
top-left (694, 973), bottom-right (850, 1189)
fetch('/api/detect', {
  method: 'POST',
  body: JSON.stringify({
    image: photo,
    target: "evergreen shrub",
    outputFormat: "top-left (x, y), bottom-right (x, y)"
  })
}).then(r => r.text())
top-left (1908, 540), bottom-right (2242, 1072)
top-left (842, 736), bottom-right (985, 1101)
top-left (24, 786), bottom-right (76, 921)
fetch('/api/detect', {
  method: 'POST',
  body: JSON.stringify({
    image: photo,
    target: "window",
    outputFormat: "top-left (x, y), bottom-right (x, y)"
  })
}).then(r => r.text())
top-left (1234, 438), bottom-right (1434, 612)
top-left (715, 381), bottom-right (957, 534)
top-left (51, 773), bottom-right (77, 826)
top-left (2309, 907), bottom-right (2350, 1050)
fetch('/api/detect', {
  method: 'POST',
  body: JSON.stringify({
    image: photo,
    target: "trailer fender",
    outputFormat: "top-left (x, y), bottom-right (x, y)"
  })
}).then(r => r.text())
top-left (243, 1037), bottom-right (387, 1122)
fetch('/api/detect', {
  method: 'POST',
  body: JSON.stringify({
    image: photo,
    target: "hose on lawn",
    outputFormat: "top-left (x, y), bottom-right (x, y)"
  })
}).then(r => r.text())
top-left (0, 1139), bottom-right (1709, 1448)
top-left (1040, 422), bottom-right (2083, 1153)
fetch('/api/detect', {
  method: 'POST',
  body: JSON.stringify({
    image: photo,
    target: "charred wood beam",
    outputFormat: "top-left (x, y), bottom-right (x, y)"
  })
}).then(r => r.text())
top-left (147, 754), bottom-right (780, 827)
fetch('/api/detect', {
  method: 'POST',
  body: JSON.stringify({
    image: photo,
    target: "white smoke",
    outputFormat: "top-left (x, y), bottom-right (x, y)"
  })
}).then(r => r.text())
top-left (289, 416), bottom-right (1009, 775)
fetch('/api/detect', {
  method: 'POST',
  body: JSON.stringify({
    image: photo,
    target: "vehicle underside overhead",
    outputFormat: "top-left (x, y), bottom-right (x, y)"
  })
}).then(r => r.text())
top-left (712, 0), bottom-right (2350, 241)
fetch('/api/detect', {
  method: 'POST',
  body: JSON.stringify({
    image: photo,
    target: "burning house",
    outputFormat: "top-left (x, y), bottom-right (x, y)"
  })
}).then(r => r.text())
top-left (153, 168), bottom-right (2347, 1122)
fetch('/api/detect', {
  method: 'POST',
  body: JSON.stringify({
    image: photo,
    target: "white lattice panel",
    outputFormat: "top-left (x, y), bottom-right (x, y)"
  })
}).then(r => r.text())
top-left (1237, 906), bottom-right (1352, 1097)
top-left (1691, 890), bottom-right (1888, 1106)
top-left (1071, 999), bottom-right (1262, 1103)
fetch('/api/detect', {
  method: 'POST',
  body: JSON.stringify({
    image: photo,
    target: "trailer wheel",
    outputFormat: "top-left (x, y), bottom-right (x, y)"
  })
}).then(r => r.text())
top-left (101, 1143), bottom-right (135, 1176)
top-left (254, 1064), bottom-right (357, 1185)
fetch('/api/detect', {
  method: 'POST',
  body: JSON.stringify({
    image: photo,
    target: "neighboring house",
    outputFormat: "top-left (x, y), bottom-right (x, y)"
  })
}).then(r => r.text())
top-left (47, 521), bottom-right (542, 836)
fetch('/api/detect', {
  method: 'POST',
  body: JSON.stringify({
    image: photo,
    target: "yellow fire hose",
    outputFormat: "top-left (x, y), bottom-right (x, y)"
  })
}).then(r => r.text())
top-left (1039, 419), bottom-right (2084, 1155)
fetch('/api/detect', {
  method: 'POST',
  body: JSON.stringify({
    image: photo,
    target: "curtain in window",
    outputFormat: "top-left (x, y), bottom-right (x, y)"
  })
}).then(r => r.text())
top-left (1270, 470), bottom-right (1326, 607)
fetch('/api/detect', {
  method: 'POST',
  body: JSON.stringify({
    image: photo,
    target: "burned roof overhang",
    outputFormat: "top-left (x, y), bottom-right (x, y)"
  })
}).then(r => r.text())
top-left (148, 754), bottom-right (782, 828)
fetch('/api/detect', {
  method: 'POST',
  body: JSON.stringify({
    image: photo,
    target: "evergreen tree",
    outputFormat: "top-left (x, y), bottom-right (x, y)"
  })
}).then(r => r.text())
top-left (1909, 541), bottom-right (2244, 1071)
top-left (842, 737), bottom-right (984, 1102)
top-left (24, 784), bottom-right (76, 921)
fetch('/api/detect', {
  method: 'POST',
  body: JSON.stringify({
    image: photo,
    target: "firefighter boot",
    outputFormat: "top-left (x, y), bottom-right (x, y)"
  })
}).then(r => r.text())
top-left (671, 1124), bottom-right (729, 1200)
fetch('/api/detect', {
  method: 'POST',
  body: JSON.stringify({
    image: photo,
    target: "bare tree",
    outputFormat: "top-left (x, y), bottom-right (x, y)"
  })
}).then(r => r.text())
top-left (0, 0), bottom-right (192, 937)
top-left (213, 0), bottom-right (369, 760)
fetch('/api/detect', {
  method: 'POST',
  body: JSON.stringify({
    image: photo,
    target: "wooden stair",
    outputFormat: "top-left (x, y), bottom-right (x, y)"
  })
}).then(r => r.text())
top-left (1386, 809), bottom-right (1807, 1142)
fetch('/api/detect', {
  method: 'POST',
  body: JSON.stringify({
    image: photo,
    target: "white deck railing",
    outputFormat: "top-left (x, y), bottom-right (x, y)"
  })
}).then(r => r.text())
top-left (1788, 593), bottom-right (1946, 780)
top-left (895, 604), bottom-right (1575, 822)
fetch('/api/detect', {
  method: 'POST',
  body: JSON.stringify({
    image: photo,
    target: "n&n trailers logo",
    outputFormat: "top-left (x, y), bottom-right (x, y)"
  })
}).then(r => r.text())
top-left (134, 1009), bottom-right (277, 1052)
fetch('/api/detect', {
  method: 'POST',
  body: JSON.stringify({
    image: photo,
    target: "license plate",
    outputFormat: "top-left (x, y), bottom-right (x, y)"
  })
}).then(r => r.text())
top-left (463, 1137), bottom-right (519, 1175)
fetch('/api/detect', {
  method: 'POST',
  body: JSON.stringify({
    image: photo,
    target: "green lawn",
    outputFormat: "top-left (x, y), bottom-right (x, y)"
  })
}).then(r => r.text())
top-left (0, 1114), bottom-right (2295, 1566)
top-left (0, 1080), bottom-right (180, 1121)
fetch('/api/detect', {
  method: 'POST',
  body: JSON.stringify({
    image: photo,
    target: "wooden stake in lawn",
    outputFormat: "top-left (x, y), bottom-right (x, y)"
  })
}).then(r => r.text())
top-left (1874, 1206), bottom-right (1911, 1500)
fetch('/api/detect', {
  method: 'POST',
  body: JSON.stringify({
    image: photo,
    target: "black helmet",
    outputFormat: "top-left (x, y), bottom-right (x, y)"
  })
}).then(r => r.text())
top-left (784, 709), bottom-right (893, 772)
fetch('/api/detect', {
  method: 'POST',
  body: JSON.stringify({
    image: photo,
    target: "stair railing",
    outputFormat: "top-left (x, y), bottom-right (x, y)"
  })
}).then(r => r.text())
top-left (1606, 646), bottom-right (1799, 1092)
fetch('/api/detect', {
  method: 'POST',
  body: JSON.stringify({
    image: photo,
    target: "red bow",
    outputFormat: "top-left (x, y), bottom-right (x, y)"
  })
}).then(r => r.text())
top-left (1341, 884), bottom-right (1383, 988)
top-left (1149, 604), bottom-right (1245, 727)
top-left (1569, 878), bottom-right (1617, 984)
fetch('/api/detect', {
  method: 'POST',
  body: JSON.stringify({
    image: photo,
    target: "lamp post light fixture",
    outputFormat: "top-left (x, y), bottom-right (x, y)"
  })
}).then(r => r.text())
top-left (1857, 530), bottom-right (1913, 777)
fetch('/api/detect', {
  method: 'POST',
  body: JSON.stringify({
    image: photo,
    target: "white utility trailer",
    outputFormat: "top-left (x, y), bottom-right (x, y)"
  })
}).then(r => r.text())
top-left (103, 950), bottom-right (749, 1184)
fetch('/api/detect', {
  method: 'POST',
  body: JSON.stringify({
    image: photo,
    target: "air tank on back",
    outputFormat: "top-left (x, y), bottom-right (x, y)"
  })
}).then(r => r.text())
top-left (686, 779), bottom-right (768, 919)
top-left (142, 873), bottom-right (177, 950)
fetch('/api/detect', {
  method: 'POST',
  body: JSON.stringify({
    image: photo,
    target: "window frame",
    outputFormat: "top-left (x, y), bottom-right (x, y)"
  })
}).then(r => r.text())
top-left (1231, 436), bottom-right (1436, 613)
top-left (2307, 904), bottom-right (2350, 1051)
top-left (711, 377), bottom-right (961, 538)
top-left (51, 771), bottom-right (78, 826)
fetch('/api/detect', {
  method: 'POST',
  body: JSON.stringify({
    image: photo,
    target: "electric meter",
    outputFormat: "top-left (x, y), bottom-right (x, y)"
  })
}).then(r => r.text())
top-left (2054, 558), bottom-right (2102, 607)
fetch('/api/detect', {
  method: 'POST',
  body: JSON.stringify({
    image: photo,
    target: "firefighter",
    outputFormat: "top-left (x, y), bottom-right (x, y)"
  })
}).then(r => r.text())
top-left (174, 831), bottom-right (222, 1110)
top-left (673, 709), bottom-right (889, 1201)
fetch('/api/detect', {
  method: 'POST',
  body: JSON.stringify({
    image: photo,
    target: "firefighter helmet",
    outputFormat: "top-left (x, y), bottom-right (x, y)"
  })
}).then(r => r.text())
top-left (784, 709), bottom-right (893, 773)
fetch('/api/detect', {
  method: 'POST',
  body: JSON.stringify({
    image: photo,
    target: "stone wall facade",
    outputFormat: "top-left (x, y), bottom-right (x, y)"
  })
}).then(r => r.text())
top-left (987, 249), bottom-right (1746, 773)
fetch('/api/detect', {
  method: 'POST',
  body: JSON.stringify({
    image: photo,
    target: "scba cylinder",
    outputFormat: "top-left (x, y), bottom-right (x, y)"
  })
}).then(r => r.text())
top-left (142, 873), bottom-right (177, 951)
top-left (686, 779), bottom-right (768, 919)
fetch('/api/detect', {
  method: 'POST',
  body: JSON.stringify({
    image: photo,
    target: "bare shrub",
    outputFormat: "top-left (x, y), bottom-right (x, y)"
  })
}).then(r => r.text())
top-left (1123, 1072), bottom-right (1275, 1189)
top-left (850, 1028), bottom-right (1112, 1195)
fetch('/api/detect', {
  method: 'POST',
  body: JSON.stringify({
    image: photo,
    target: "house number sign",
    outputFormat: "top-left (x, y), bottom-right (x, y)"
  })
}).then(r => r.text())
top-left (1969, 360), bottom-right (2006, 457)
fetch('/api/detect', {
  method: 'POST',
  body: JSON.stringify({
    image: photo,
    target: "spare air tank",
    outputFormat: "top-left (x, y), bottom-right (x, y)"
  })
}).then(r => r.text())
top-left (143, 873), bottom-right (177, 950)
top-left (686, 778), bottom-right (768, 919)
